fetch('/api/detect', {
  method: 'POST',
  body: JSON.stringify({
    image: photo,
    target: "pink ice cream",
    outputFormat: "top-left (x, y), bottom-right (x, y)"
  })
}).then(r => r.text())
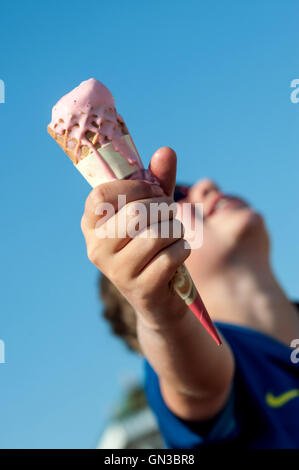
top-left (49, 78), bottom-right (142, 177)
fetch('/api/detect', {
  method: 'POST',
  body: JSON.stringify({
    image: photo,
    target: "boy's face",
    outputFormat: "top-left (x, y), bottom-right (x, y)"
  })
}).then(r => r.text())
top-left (176, 179), bottom-right (270, 283)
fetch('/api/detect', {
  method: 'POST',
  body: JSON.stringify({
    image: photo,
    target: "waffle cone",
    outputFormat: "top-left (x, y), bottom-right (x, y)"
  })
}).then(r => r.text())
top-left (48, 126), bottom-right (140, 187)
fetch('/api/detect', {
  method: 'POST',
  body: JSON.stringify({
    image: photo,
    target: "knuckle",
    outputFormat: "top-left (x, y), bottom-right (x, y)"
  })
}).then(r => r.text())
top-left (80, 214), bottom-right (86, 233)
top-left (165, 239), bottom-right (190, 269)
top-left (95, 185), bottom-right (107, 203)
top-left (85, 184), bottom-right (113, 219)
top-left (90, 183), bottom-right (111, 206)
top-left (85, 192), bottom-right (96, 215)
top-left (87, 245), bottom-right (98, 265)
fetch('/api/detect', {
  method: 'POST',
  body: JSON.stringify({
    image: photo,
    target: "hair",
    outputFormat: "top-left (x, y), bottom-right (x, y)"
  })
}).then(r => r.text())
top-left (99, 274), bottom-right (142, 354)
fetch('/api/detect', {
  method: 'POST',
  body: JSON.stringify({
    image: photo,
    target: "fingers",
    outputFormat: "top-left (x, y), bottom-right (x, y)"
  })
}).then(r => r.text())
top-left (94, 196), bottom-right (177, 254)
top-left (149, 147), bottom-right (177, 197)
top-left (82, 193), bottom-right (181, 269)
top-left (116, 219), bottom-right (185, 276)
top-left (81, 179), bottom-right (164, 231)
top-left (138, 238), bottom-right (191, 289)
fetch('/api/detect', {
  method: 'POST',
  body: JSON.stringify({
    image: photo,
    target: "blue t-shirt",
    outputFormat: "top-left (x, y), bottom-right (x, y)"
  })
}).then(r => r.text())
top-left (144, 322), bottom-right (299, 449)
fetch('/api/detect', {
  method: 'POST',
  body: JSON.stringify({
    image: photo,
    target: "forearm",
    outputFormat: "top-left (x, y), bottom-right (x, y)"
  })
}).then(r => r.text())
top-left (80, 171), bottom-right (235, 419)
top-left (137, 308), bottom-right (235, 420)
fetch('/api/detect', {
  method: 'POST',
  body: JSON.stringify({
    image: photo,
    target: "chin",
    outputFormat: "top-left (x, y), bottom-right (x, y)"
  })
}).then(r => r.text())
top-left (230, 209), bottom-right (270, 254)
top-left (221, 207), bottom-right (267, 247)
top-left (189, 207), bottom-right (270, 275)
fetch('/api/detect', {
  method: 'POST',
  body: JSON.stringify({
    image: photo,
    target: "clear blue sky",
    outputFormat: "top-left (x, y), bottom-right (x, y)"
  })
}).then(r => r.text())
top-left (0, 0), bottom-right (298, 449)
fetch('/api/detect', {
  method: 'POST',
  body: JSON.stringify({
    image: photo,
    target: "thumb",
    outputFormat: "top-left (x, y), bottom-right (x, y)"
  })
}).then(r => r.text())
top-left (148, 147), bottom-right (177, 197)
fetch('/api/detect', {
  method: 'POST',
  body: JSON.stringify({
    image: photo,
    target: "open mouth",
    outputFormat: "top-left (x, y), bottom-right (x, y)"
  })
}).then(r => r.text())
top-left (206, 194), bottom-right (248, 217)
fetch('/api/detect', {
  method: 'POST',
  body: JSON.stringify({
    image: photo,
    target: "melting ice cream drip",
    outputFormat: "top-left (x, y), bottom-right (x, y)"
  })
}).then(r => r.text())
top-left (49, 78), bottom-right (143, 179)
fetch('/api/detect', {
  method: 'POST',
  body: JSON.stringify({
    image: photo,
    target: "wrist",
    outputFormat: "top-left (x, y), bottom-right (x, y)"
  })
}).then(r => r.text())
top-left (136, 303), bottom-right (190, 335)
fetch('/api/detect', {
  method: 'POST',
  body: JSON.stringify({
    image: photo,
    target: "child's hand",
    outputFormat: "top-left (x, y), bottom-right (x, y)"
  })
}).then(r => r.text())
top-left (81, 147), bottom-right (191, 330)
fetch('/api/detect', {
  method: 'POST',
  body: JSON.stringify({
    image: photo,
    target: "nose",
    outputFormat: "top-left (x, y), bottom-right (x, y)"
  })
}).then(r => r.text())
top-left (188, 179), bottom-right (220, 202)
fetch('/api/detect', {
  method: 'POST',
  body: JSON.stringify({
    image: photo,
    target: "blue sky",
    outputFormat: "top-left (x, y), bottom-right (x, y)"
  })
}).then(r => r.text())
top-left (0, 0), bottom-right (298, 448)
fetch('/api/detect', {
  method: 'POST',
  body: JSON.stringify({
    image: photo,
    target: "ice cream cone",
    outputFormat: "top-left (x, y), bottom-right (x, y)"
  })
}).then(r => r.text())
top-left (47, 78), bottom-right (221, 346)
top-left (47, 127), bottom-right (140, 187)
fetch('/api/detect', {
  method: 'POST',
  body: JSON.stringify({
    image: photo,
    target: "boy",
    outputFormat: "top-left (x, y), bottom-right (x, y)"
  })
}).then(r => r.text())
top-left (81, 147), bottom-right (299, 448)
